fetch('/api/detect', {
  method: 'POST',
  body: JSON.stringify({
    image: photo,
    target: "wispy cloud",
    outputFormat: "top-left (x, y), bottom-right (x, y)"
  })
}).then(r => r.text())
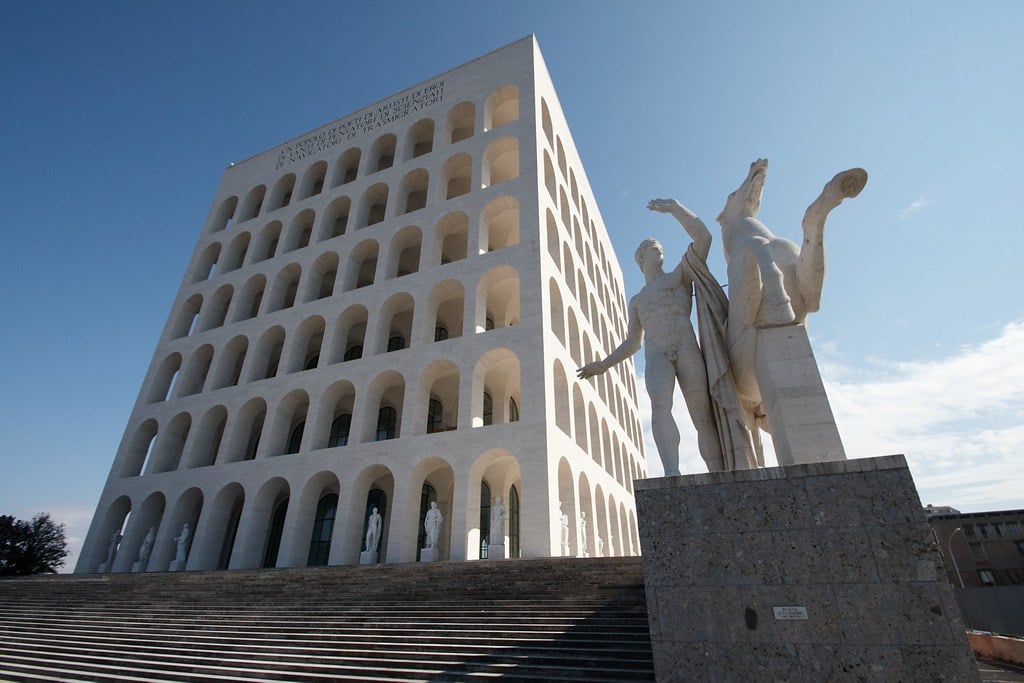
top-left (640, 321), bottom-right (1024, 512)
top-left (901, 194), bottom-right (932, 219)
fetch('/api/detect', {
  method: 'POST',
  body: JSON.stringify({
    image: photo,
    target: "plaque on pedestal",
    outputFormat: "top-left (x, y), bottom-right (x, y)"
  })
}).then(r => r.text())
top-left (359, 550), bottom-right (379, 565)
top-left (419, 548), bottom-right (436, 563)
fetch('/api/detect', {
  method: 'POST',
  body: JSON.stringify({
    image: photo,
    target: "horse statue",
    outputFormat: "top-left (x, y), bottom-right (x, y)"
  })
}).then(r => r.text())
top-left (717, 158), bottom-right (867, 432)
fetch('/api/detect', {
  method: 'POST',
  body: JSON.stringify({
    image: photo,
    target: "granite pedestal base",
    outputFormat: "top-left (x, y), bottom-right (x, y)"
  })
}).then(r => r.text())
top-left (419, 548), bottom-right (437, 563)
top-left (635, 455), bottom-right (978, 682)
top-left (359, 550), bottom-right (378, 565)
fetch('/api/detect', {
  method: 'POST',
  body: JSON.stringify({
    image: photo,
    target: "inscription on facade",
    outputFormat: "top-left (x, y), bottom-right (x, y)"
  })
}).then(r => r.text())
top-left (275, 80), bottom-right (445, 169)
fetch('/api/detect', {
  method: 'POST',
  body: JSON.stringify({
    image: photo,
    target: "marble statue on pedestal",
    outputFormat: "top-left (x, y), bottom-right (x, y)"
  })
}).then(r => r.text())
top-left (365, 507), bottom-right (382, 553)
top-left (99, 532), bottom-right (121, 573)
top-left (579, 159), bottom-right (866, 473)
top-left (595, 534), bottom-right (604, 558)
top-left (132, 527), bottom-right (155, 573)
top-left (489, 496), bottom-right (506, 546)
top-left (578, 512), bottom-right (588, 558)
top-left (559, 502), bottom-right (570, 557)
top-left (424, 502), bottom-right (442, 549)
top-left (169, 523), bottom-right (190, 571)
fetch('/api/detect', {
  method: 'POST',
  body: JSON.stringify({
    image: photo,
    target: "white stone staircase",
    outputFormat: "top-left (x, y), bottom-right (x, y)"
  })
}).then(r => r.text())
top-left (0, 557), bottom-right (655, 682)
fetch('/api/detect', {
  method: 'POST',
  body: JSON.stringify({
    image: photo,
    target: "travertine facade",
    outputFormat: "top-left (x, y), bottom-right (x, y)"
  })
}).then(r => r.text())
top-left (77, 37), bottom-right (646, 573)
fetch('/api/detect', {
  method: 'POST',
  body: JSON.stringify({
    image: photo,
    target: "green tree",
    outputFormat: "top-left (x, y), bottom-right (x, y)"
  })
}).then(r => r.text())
top-left (0, 513), bottom-right (68, 575)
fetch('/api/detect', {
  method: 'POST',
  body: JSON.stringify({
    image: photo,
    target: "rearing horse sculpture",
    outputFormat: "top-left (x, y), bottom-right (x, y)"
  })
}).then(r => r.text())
top-left (718, 158), bottom-right (867, 427)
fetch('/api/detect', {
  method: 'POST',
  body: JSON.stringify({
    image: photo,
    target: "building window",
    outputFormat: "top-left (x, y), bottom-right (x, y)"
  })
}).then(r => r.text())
top-left (509, 397), bottom-right (519, 423)
top-left (968, 542), bottom-right (986, 561)
top-left (427, 399), bottom-right (444, 433)
top-left (262, 499), bottom-right (288, 568)
top-left (307, 494), bottom-right (338, 567)
top-left (343, 345), bottom-right (363, 361)
top-left (509, 485), bottom-right (520, 559)
top-left (963, 524), bottom-right (976, 538)
top-left (978, 569), bottom-right (996, 587)
top-left (304, 354), bottom-right (320, 371)
top-left (1015, 540), bottom-right (1024, 556)
top-left (376, 407), bottom-right (397, 441)
top-left (479, 481), bottom-right (491, 559)
top-left (482, 392), bottom-right (493, 426)
top-left (387, 336), bottom-right (406, 352)
top-left (1006, 522), bottom-right (1021, 537)
top-left (978, 524), bottom-right (990, 539)
top-left (485, 317), bottom-right (495, 331)
top-left (328, 414), bottom-right (351, 448)
top-left (434, 326), bottom-right (448, 342)
top-left (286, 421), bottom-right (305, 455)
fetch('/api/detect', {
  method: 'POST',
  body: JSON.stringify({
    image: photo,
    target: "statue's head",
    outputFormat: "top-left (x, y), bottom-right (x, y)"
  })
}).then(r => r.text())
top-left (634, 238), bottom-right (663, 270)
top-left (718, 158), bottom-right (768, 225)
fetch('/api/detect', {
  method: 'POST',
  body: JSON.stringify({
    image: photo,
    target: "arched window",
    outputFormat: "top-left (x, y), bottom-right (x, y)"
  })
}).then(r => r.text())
top-left (262, 498), bottom-right (288, 568)
top-left (376, 407), bottom-right (397, 441)
top-left (479, 481), bottom-right (491, 559)
top-left (509, 485), bottom-right (520, 559)
top-left (482, 392), bottom-right (493, 426)
top-left (387, 336), bottom-right (405, 352)
top-left (343, 345), bottom-right (363, 361)
top-left (427, 398), bottom-right (444, 434)
top-left (286, 421), bottom-right (305, 454)
top-left (434, 326), bottom-right (448, 342)
top-left (509, 397), bottom-right (520, 423)
top-left (307, 493), bottom-right (338, 566)
top-left (416, 483), bottom-right (438, 561)
top-left (328, 414), bottom-right (351, 448)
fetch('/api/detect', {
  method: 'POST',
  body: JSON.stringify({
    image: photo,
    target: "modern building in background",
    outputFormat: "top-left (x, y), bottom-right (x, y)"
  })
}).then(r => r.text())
top-left (928, 507), bottom-right (1024, 588)
top-left (77, 37), bottom-right (647, 574)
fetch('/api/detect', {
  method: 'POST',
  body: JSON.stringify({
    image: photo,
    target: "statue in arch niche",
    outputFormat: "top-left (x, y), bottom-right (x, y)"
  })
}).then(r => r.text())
top-left (580, 158), bottom-right (866, 473)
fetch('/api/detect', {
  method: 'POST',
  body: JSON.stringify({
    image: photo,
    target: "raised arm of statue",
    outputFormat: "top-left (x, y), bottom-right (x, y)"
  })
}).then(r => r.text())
top-left (577, 298), bottom-right (643, 379)
top-left (647, 198), bottom-right (712, 262)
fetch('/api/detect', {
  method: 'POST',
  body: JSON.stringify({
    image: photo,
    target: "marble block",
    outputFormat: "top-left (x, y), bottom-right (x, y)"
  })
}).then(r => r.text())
top-left (489, 543), bottom-right (507, 560)
top-left (754, 325), bottom-right (845, 465)
top-left (635, 455), bottom-right (979, 682)
top-left (359, 550), bottom-right (379, 565)
top-left (169, 559), bottom-right (185, 572)
top-left (419, 548), bottom-right (436, 563)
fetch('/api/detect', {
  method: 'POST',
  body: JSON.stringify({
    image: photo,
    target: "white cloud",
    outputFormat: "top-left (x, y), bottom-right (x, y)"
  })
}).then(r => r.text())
top-left (639, 321), bottom-right (1024, 512)
top-left (901, 194), bottom-right (932, 219)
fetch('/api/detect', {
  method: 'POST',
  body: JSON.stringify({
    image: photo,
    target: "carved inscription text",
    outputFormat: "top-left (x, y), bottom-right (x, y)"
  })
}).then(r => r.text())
top-left (275, 80), bottom-right (445, 169)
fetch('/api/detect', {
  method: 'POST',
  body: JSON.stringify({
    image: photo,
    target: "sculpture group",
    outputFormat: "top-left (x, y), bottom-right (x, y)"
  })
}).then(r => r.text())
top-left (580, 159), bottom-right (866, 475)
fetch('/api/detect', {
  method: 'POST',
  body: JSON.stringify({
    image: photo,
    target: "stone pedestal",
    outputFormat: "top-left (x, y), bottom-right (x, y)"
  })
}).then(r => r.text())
top-left (359, 551), bottom-right (379, 565)
top-left (489, 543), bottom-right (507, 560)
top-left (169, 559), bottom-right (185, 572)
top-left (561, 542), bottom-right (571, 557)
top-left (635, 455), bottom-right (979, 682)
top-left (419, 548), bottom-right (437, 563)
top-left (754, 324), bottom-right (845, 465)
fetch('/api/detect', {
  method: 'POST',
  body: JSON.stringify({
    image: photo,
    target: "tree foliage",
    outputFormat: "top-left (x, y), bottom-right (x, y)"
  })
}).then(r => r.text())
top-left (0, 513), bottom-right (68, 575)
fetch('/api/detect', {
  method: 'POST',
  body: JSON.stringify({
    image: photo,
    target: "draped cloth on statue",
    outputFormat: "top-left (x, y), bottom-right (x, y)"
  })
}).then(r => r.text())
top-left (685, 245), bottom-right (763, 470)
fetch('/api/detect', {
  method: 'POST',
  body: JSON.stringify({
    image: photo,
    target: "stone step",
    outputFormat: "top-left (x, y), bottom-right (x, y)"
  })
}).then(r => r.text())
top-left (0, 631), bottom-right (654, 663)
top-left (0, 645), bottom-right (654, 682)
top-left (0, 557), bottom-right (654, 681)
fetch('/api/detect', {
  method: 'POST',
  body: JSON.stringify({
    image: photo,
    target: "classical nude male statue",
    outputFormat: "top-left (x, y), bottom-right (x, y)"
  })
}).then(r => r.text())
top-left (490, 496), bottom-right (506, 544)
top-left (365, 507), bottom-right (382, 553)
top-left (173, 523), bottom-right (191, 564)
top-left (578, 199), bottom-right (724, 475)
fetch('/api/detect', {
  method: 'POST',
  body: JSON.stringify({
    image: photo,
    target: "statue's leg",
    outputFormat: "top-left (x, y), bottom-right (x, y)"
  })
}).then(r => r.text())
top-left (740, 240), bottom-right (794, 326)
top-left (675, 340), bottom-right (726, 473)
top-left (798, 168), bottom-right (867, 312)
top-left (644, 353), bottom-right (681, 476)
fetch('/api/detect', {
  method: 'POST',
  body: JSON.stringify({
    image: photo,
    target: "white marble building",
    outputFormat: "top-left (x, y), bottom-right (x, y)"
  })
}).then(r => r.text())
top-left (77, 36), bottom-right (646, 574)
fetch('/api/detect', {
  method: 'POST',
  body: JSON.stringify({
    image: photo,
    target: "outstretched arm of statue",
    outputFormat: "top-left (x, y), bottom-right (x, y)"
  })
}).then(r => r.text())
top-left (648, 198), bottom-right (712, 262)
top-left (578, 299), bottom-right (643, 379)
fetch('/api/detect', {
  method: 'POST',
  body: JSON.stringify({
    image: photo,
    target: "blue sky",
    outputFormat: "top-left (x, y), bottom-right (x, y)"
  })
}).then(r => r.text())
top-left (2, 2), bottom-right (1022, 570)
